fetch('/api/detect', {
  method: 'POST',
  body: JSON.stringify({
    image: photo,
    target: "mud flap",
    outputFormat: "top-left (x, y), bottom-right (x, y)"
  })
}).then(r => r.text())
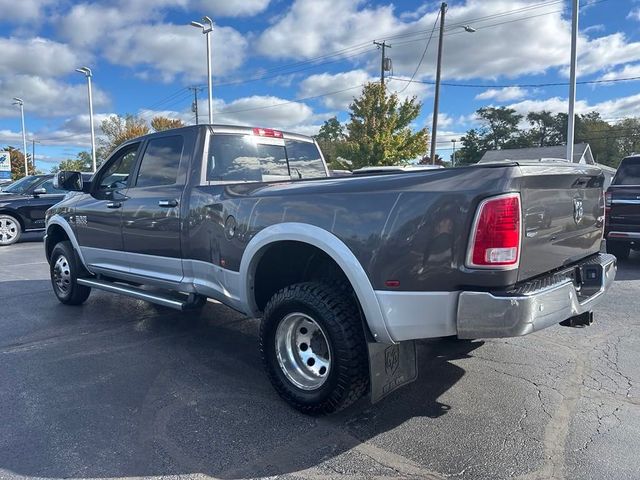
top-left (368, 340), bottom-right (418, 404)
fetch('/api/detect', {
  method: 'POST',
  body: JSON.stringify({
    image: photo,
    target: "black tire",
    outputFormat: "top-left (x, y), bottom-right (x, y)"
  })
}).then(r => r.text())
top-left (260, 282), bottom-right (369, 415)
top-left (607, 242), bottom-right (630, 261)
top-left (50, 241), bottom-right (91, 305)
top-left (0, 214), bottom-right (22, 246)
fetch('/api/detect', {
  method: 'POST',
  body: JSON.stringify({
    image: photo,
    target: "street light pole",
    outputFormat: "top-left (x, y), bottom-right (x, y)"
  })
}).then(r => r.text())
top-left (12, 98), bottom-right (28, 176)
top-left (566, 0), bottom-right (579, 163)
top-left (31, 139), bottom-right (40, 172)
top-left (76, 67), bottom-right (97, 172)
top-left (451, 138), bottom-right (457, 167)
top-left (191, 17), bottom-right (214, 124)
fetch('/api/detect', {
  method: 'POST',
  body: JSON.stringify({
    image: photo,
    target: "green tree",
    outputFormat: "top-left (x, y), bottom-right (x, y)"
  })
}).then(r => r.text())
top-left (2, 146), bottom-right (34, 179)
top-left (576, 112), bottom-right (619, 166)
top-left (476, 106), bottom-right (523, 150)
top-left (341, 83), bottom-right (428, 169)
top-left (100, 114), bottom-right (150, 157)
top-left (456, 129), bottom-right (486, 165)
top-left (526, 110), bottom-right (565, 147)
top-left (616, 118), bottom-right (640, 158)
top-left (151, 116), bottom-right (185, 132)
top-left (51, 151), bottom-right (93, 173)
top-left (315, 116), bottom-right (347, 169)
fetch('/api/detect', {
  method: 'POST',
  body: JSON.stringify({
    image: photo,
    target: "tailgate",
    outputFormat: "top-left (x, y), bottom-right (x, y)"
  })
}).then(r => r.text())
top-left (517, 164), bottom-right (605, 282)
top-left (608, 186), bottom-right (640, 229)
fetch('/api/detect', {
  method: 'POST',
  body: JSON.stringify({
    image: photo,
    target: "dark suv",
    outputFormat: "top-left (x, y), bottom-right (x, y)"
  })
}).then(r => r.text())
top-left (0, 175), bottom-right (73, 245)
top-left (605, 155), bottom-right (640, 259)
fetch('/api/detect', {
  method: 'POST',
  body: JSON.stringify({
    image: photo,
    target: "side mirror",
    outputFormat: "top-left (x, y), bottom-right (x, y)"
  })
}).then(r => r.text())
top-left (53, 171), bottom-right (84, 192)
top-left (32, 188), bottom-right (47, 197)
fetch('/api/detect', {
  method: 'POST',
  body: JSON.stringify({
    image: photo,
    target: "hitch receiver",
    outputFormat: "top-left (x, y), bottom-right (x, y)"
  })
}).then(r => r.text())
top-left (560, 311), bottom-right (594, 328)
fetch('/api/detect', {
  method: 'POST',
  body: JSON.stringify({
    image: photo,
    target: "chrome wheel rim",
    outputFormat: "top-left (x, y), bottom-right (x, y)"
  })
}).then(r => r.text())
top-left (53, 255), bottom-right (72, 295)
top-left (0, 217), bottom-right (18, 245)
top-left (275, 312), bottom-right (331, 390)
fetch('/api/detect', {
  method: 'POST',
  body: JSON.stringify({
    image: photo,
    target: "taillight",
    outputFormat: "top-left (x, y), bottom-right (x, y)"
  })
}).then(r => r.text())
top-left (253, 127), bottom-right (283, 138)
top-left (467, 193), bottom-right (521, 269)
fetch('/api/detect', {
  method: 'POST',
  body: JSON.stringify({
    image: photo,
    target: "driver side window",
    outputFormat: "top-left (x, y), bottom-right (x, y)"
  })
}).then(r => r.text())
top-left (97, 143), bottom-right (140, 191)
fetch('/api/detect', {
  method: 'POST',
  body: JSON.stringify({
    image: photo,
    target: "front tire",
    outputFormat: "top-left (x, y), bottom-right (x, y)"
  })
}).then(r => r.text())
top-left (50, 241), bottom-right (91, 305)
top-left (260, 282), bottom-right (369, 415)
top-left (0, 214), bottom-right (22, 246)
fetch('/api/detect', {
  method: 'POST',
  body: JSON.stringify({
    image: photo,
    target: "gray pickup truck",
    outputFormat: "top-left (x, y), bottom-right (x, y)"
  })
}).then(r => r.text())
top-left (46, 124), bottom-right (616, 414)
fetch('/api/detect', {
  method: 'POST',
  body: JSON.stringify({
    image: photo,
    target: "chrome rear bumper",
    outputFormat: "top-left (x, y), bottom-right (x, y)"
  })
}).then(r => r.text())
top-left (457, 253), bottom-right (617, 339)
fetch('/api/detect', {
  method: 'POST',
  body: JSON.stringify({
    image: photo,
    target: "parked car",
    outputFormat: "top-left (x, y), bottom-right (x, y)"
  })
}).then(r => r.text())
top-left (45, 125), bottom-right (616, 414)
top-left (605, 154), bottom-right (640, 259)
top-left (0, 174), bottom-right (91, 246)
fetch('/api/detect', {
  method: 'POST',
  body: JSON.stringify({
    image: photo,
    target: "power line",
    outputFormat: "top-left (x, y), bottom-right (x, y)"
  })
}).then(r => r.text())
top-left (397, 8), bottom-right (440, 94)
top-left (388, 75), bottom-right (640, 88)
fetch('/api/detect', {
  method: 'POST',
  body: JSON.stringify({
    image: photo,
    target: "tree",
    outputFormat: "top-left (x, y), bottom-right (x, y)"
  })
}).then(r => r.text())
top-left (341, 83), bottom-right (428, 169)
top-left (476, 107), bottom-right (522, 150)
top-left (616, 118), bottom-right (640, 158)
top-left (576, 111), bottom-right (619, 166)
top-left (526, 110), bottom-right (565, 147)
top-left (315, 117), bottom-right (347, 169)
top-left (151, 116), bottom-right (185, 132)
top-left (100, 114), bottom-right (150, 157)
top-left (456, 129), bottom-right (486, 165)
top-left (51, 151), bottom-right (93, 173)
top-left (2, 146), bottom-right (34, 179)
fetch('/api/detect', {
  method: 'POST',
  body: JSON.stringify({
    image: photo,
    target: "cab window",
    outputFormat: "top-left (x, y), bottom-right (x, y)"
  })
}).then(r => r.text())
top-left (613, 157), bottom-right (640, 186)
top-left (134, 135), bottom-right (183, 188)
top-left (208, 134), bottom-right (289, 183)
top-left (97, 143), bottom-right (140, 191)
top-left (285, 140), bottom-right (327, 179)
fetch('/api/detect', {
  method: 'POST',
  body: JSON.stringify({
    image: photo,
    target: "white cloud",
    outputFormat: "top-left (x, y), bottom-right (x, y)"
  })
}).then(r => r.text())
top-left (599, 63), bottom-right (640, 81)
top-left (576, 33), bottom-right (640, 76)
top-left (0, 0), bottom-right (57, 22)
top-left (0, 37), bottom-right (81, 77)
top-left (200, 0), bottom-right (271, 17)
top-left (0, 75), bottom-right (110, 119)
top-left (475, 87), bottom-right (529, 102)
top-left (627, 7), bottom-right (640, 21)
top-left (103, 23), bottom-right (248, 82)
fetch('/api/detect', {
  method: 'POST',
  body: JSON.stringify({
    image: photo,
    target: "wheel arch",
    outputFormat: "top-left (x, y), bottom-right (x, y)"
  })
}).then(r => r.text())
top-left (46, 214), bottom-right (88, 268)
top-left (239, 222), bottom-right (393, 344)
top-left (0, 208), bottom-right (25, 230)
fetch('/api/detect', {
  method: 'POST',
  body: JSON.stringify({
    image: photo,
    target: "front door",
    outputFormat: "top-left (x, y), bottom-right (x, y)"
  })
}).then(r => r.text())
top-left (74, 142), bottom-right (141, 272)
top-left (21, 178), bottom-right (67, 230)
top-left (121, 134), bottom-right (186, 283)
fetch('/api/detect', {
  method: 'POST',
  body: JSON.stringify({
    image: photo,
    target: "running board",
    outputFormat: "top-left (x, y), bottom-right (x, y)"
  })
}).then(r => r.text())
top-left (77, 278), bottom-right (188, 310)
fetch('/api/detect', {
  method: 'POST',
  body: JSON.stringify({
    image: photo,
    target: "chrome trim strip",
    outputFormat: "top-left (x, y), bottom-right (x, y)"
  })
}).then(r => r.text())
top-left (611, 199), bottom-right (640, 205)
top-left (239, 222), bottom-right (394, 344)
top-left (77, 278), bottom-right (186, 310)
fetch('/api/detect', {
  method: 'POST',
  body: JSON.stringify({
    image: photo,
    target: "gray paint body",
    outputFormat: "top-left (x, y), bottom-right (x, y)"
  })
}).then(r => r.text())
top-left (46, 125), bottom-right (609, 343)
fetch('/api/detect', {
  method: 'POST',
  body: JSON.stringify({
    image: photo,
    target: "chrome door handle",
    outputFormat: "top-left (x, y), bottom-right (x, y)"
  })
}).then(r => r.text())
top-left (106, 202), bottom-right (122, 209)
top-left (158, 199), bottom-right (178, 208)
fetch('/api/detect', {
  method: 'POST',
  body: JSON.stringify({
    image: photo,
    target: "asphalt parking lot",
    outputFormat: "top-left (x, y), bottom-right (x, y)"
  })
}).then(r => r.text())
top-left (1, 239), bottom-right (638, 480)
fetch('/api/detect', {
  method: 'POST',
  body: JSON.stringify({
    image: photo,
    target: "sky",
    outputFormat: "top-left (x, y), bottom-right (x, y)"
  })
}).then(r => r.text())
top-left (0, 0), bottom-right (639, 171)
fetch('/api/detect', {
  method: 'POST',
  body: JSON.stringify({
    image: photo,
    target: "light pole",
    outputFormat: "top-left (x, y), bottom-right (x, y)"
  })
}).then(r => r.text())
top-left (451, 138), bottom-right (457, 167)
top-left (430, 2), bottom-right (475, 164)
top-left (75, 67), bottom-right (97, 172)
top-left (566, 0), bottom-right (579, 163)
top-left (190, 16), bottom-right (214, 124)
top-left (31, 139), bottom-right (41, 173)
top-left (12, 98), bottom-right (28, 176)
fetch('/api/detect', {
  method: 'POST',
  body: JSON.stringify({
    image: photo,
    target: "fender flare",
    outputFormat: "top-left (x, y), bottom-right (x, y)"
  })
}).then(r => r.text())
top-left (46, 214), bottom-right (88, 268)
top-left (238, 222), bottom-right (394, 344)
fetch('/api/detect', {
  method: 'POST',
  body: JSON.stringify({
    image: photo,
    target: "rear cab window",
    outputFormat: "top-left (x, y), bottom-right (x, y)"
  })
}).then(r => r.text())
top-left (613, 157), bottom-right (640, 185)
top-left (208, 133), bottom-right (327, 183)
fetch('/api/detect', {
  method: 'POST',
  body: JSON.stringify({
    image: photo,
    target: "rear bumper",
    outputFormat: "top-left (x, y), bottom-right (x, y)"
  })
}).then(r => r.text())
top-left (374, 253), bottom-right (616, 342)
top-left (456, 253), bottom-right (617, 339)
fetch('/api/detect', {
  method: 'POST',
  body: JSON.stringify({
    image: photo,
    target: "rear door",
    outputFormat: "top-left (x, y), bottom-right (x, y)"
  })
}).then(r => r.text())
top-left (518, 163), bottom-right (605, 281)
top-left (607, 156), bottom-right (640, 231)
top-left (120, 134), bottom-right (186, 283)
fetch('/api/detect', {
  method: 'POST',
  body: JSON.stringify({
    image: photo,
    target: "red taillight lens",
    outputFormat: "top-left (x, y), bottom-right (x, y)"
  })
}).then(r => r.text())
top-left (468, 193), bottom-right (521, 268)
top-left (253, 127), bottom-right (283, 138)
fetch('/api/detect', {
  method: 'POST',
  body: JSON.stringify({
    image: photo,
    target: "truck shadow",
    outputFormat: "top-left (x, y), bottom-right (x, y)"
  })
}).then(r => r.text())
top-left (614, 251), bottom-right (640, 281)
top-left (0, 281), bottom-right (482, 479)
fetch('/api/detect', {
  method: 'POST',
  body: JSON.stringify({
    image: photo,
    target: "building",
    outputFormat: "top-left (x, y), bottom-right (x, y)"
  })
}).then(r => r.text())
top-left (479, 143), bottom-right (617, 187)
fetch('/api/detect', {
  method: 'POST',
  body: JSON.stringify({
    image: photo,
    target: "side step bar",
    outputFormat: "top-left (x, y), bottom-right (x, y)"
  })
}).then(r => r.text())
top-left (77, 278), bottom-right (190, 311)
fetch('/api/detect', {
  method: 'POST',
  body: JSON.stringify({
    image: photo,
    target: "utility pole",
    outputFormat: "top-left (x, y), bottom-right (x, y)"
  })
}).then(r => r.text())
top-left (373, 40), bottom-right (391, 87)
top-left (430, 2), bottom-right (447, 164)
top-left (189, 86), bottom-right (204, 125)
top-left (566, 0), bottom-right (579, 163)
top-left (451, 138), bottom-right (456, 167)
